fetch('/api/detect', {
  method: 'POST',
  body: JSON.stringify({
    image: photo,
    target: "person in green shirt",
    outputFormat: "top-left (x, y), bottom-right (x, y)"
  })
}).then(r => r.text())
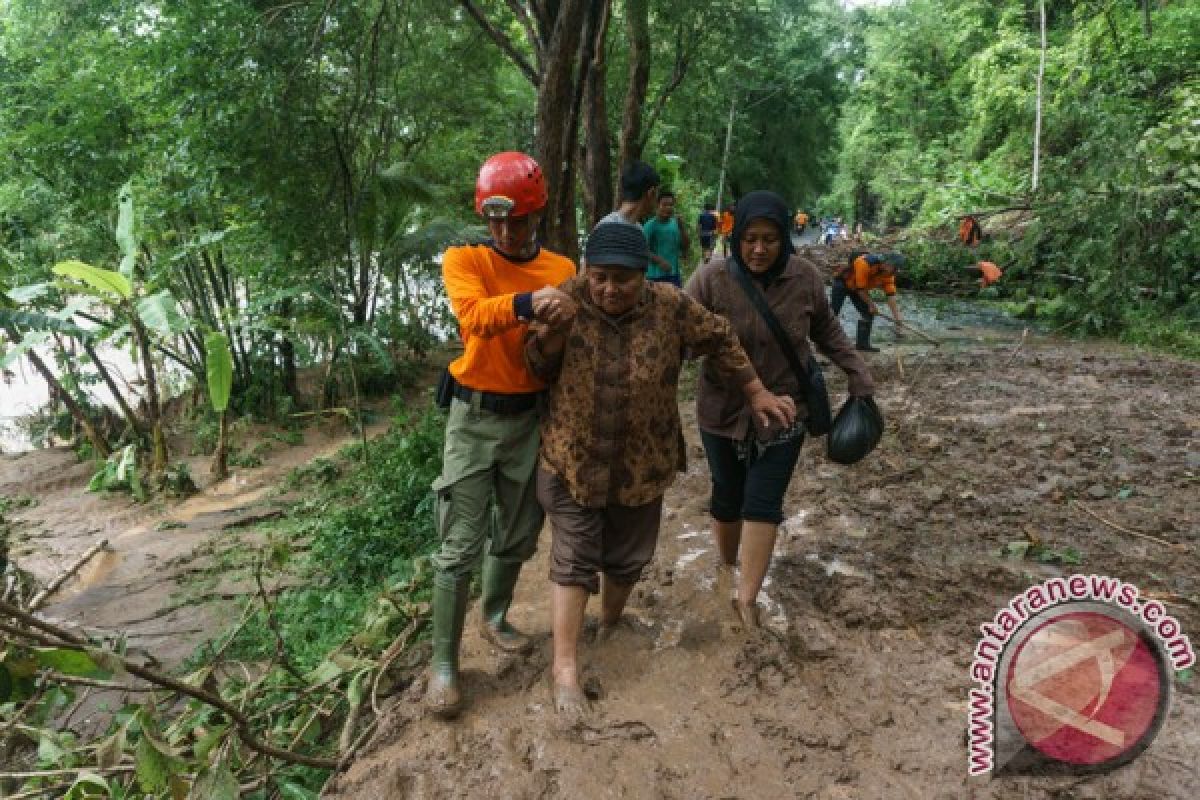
top-left (642, 190), bottom-right (690, 287)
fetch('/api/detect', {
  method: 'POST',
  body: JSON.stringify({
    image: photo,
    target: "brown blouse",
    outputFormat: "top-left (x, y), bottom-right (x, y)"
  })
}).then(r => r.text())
top-left (685, 255), bottom-right (875, 441)
top-left (525, 276), bottom-right (757, 508)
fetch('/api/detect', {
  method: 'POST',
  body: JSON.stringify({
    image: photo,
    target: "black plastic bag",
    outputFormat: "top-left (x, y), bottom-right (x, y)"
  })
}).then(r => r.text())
top-left (827, 396), bottom-right (884, 465)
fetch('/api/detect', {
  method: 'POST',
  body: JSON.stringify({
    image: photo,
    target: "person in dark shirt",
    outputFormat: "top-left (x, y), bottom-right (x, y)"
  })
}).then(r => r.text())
top-left (697, 202), bottom-right (719, 262)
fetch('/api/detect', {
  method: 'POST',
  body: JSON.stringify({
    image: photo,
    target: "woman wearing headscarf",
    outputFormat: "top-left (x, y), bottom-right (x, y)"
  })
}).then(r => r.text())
top-left (525, 222), bottom-right (795, 715)
top-left (685, 191), bottom-right (876, 628)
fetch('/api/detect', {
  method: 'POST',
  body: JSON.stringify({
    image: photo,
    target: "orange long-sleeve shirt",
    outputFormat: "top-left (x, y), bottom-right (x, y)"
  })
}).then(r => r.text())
top-left (718, 211), bottom-right (734, 236)
top-left (845, 255), bottom-right (897, 296)
top-left (443, 243), bottom-right (575, 394)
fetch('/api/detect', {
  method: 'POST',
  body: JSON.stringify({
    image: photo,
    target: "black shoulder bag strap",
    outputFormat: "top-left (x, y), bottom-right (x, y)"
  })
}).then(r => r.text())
top-left (725, 260), bottom-right (832, 435)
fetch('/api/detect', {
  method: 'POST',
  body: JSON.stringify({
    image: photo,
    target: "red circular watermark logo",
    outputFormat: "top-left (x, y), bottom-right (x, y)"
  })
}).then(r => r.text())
top-left (1004, 610), bottom-right (1169, 768)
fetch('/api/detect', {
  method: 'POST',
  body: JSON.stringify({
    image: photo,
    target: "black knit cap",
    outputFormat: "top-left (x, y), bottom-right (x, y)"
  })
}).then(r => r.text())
top-left (585, 222), bottom-right (650, 271)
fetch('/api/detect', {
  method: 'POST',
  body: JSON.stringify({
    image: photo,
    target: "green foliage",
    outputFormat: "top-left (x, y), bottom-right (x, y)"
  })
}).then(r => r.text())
top-left (52, 260), bottom-right (133, 300)
top-left (828, 1), bottom-right (1199, 346)
top-left (87, 444), bottom-right (145, 501)
top-left (204, 332), bottom-right (234, 414)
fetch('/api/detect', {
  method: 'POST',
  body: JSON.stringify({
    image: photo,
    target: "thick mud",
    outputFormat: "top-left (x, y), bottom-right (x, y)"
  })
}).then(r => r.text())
top-left (324, 331), bottom-right (1198, 798)
top-left (4, 289), bottom-right (1197, 797)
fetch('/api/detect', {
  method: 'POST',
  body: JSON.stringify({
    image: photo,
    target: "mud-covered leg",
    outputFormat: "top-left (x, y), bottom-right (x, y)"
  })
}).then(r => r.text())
top-left (551, 582), bottom-right (589, 717)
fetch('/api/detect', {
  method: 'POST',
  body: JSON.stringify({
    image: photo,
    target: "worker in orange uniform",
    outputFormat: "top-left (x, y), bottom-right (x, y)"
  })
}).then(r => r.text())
top-left (717, 202), bottom-right (735, 257)
top-left (426, 152), bottom-right (577, 717)
top-left (958, 215), bottom-right (983, 246)
top-left (968, 260), bottom-right (1003, 288)
top-left (831, 252), bottom-right (904, 352)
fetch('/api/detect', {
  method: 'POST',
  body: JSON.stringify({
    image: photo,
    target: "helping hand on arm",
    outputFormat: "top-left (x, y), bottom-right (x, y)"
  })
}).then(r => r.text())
top-left (742, 378), bottom-right (797, 430)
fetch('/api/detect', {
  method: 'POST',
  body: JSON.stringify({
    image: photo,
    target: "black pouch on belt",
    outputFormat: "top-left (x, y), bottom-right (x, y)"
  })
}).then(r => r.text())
top-left (435, 367), bottom-right (456, 410)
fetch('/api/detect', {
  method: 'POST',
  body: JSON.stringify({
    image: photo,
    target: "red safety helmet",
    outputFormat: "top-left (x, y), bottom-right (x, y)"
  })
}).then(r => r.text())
top-left (474, 151), bottom-right (547, 219)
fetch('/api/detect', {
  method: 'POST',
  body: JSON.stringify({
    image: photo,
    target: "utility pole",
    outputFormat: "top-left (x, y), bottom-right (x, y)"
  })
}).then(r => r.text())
top-left (1032, 0), bottom-right (1046, 193)
top-left (715, 94), bottom-right (736, 211)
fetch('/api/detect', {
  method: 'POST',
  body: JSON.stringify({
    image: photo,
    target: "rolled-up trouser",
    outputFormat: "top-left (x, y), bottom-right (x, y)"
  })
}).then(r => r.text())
top-left (431, 397), bottom-right (543, 581)
top-left (830, 278), bottom-right (873, 320)
top-left (701, 430), bottom-right (804, 525)
top-left (537, 468), bottom-right (663, 594)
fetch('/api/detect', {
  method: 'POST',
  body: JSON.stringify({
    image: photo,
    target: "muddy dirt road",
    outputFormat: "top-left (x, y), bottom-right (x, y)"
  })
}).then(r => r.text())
top-left (4, 277), bottom-right (1197, 798)
top-left (324, 318), bottom-right (1198, 798)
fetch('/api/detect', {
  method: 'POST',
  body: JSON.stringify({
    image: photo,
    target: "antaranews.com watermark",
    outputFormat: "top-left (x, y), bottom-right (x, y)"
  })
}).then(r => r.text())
top-left (968, 574), bottom-right (1195, 776)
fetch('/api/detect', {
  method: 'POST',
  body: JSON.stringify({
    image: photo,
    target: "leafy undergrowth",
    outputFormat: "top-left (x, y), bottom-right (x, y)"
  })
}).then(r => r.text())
top-left (0, 405), bottom-right (445, 799)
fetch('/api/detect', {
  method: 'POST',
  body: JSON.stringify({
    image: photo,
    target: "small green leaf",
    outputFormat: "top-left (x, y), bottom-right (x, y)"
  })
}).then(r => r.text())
top-left (347, 669), bottom-right (367, 708)
top-left (278, 781), bottom-right (320, 800)
top-left (1177, 667), bottom-right (1194, 685)
top-left (1117, 486), bottom-right (1134, 500)
top-left (188, 761), bottom-right (239, 800)
top-left (64, 771), bottom-right (110, 799)
top-left (6, 282), bottom-right (54, 303)
top-left (38, 732), bottom-right (68, 766)
top-left (1001, 541), bottom-right (1030, 559)
top-left (137, 289), bottom-right (189, 334)
top-left (53, 260), bottom-right (132, 300)
top-left (136, 731), bottom-right (173, 793)
top-left (35, 647), bottom-right (110, 678)
top-left (193, 724), bottom-right (228, 762)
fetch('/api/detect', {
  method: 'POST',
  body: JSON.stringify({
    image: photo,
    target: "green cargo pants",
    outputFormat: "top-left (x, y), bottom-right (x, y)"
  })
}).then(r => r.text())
top-left (431, 397), bottom-right (543, 580)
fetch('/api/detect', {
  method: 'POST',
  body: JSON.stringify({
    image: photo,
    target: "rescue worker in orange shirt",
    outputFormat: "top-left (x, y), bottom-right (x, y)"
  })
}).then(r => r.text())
top-left (717, 203), bottom-right (735, 257)
top-left (831, 252), bottom-right (905, 352)
top-left (967, 260), bottom-right (1003, 288)
top-left (426, 152), bottom-right (577, 717)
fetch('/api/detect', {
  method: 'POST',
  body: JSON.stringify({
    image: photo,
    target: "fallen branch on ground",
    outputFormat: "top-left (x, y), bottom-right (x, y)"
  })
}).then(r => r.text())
top-left (1070, 500), bottom-right (1179, 548)
top-left (0, 598), bottom-right (339, 770)
top-left (1003, 328), bottom-right (1030, 368)
top-left (28, 538), bottom-right (109, 611)
top-left (875, 311), bottom-right (941, 346)
top-left (0, 765), bottom-right (136, 779)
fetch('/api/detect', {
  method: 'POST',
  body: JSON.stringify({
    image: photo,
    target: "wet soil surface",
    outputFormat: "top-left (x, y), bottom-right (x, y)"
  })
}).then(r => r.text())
top-left (323, 299), bottom-right (1198, 798)
top-left (4, 279), bottom-right (1197, 797)
top-left (1, 416), bottom-right (386, 666)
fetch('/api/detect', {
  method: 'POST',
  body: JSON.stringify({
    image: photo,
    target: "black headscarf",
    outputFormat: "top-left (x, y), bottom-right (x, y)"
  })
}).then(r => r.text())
top-left (730, 190), bottom-right (795, 285)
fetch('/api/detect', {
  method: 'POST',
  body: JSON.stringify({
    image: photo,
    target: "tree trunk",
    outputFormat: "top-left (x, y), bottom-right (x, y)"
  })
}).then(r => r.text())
top-left (211, 410), bottom-right (229, 480)
top-left (131, 315), bottom-right (168, 473)
top-left (81, 339), bottom-right (145, 441)
top-left (534, 0), bottom-right (590, 261)
top-left (279, 299), bottom-right (300, 408)
top-left (616, 0), bottom-right (650, 175)
top-left (3, 324), bottom-right (110, 458)
top-left (580, 1), bottom-right (613, 227)
top-left (1031, 0), bottom-right (1046, 194)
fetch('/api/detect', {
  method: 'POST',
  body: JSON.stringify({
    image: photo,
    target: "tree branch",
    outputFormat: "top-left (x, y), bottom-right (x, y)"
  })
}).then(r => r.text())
top-left (459, 0), bottom-right (540, 86)
top-left (505, 0), bottom-right (544, 72)
top-left (636, 21), bottom-right (695, 154)
top-left (0, 601), bottom-right (338, 770)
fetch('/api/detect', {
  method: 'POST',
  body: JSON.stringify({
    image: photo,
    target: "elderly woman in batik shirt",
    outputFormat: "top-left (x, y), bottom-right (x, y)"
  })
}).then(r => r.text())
top-left (524, 222), bottom-right (795, 717)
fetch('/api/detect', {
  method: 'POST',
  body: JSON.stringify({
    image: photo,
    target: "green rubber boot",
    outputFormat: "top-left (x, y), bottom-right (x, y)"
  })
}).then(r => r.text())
top-left (425, 573), bottom-right (470, 717)
top-left (856, 318), bottom-right (880, 352)
top-left (479, 555), bottom-right (531, 653)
